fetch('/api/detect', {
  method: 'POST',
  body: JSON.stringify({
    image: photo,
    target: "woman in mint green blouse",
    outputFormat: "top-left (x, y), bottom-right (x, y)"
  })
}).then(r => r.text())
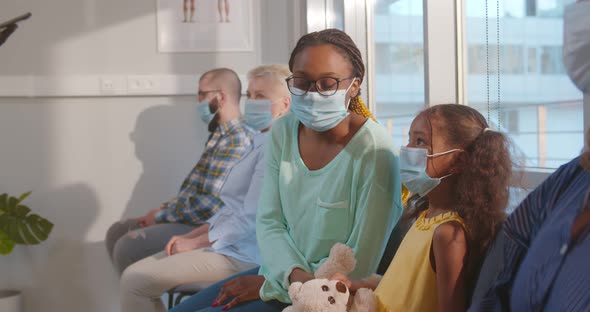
top-left (170, 28), bottom-right (402, 312)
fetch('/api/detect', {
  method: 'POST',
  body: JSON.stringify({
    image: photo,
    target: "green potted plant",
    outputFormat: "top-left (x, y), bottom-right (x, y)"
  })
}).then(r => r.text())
top-left (0, 192), bottom-right (53, 312)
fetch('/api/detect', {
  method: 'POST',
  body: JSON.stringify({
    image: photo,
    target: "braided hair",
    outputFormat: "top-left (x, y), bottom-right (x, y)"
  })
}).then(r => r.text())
top-left (288, 29), bottom-right (376, 121)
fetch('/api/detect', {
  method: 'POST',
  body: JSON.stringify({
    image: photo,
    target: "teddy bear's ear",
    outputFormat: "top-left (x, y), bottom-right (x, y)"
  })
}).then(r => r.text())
top-left (288, 282), bottom-right (303, 301)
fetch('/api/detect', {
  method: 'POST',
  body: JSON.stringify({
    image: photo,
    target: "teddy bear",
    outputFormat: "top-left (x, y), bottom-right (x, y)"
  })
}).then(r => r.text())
top-left (283, 278), bottom-right (351, 312)
top-left (282, 243), bottom-right (378, 312)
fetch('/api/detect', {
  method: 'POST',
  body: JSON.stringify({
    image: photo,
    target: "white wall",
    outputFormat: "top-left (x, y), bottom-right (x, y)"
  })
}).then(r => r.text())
top-left (0, 0), bottom-right (302, 311)
top-left (0, 97), bottom-right (205, 312)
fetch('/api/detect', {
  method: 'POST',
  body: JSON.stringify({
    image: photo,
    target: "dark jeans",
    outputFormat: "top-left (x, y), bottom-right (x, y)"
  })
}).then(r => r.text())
top-left (170, 267), bottom-right (288, 312)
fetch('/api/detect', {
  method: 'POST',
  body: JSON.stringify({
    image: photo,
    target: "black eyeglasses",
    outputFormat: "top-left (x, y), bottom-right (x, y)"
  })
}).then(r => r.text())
top-left (285, 76), bottom-right (356, 96)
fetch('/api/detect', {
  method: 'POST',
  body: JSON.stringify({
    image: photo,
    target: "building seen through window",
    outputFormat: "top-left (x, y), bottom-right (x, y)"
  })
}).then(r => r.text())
top-left (373, 0), bottom-right (583, 169)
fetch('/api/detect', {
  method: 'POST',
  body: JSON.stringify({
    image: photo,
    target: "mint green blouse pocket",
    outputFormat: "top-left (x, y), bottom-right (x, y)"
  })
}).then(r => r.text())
top-left (315, 199), bottom-right (350, 241)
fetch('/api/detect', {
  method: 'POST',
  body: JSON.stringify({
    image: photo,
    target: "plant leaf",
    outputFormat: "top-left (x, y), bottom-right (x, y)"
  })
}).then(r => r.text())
top-left (0, 206), bottom-right (53, 247)
top-left (6, 220), bottom-right (25, 244)
top-left (7, 196), bottom-right (18, 211)
top-left (14, 205), bottom-right (31, 218)
top-left (27, 214), bottom-right (53, 242)
top-left (0, 229), bottom-right (15, 255)
top-left (18, 221), bottom-right (40, 245)
top-left (0, 194), bottom-right (7, 211)
top-left (17, 191), bottom-right (32, 204)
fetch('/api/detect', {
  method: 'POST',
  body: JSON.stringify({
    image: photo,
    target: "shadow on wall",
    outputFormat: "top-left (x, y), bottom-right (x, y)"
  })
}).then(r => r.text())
top-left (123, 102), bottom-right (206, 219)
top-left (0, 0), bottom-right (295, 311)
top-left (29, 184), bottom-right (103, 312)
top-left (0, 98), bottom-right (207, 312)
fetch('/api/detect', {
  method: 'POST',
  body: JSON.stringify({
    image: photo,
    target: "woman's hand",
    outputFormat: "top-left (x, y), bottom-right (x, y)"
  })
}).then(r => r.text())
top-left (212, 275), bottom-right (265, 310)
top-left (330, 273), bottom-right (363, 294)
top-left (330, 273), bottom-right (353, 288)
top-left (288, 268), bottom-right (314, 284)
top-left (330, 273), bottom-right (379, 294)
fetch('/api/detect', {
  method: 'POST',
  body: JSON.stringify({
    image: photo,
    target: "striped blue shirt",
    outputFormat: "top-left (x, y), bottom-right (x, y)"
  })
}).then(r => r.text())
top-left (472, 157), bottom-right (590, 311)
top-left (154, 118), bottom-right (256, 224)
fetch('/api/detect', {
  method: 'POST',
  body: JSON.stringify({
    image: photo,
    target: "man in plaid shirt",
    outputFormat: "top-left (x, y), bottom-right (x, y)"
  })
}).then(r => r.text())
top-left (106, 68), bottom-right (256, 274)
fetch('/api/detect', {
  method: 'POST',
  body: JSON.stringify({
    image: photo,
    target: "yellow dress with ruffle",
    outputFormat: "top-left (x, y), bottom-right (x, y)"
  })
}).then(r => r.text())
top-left (374, 210), bottom-right (465, 312)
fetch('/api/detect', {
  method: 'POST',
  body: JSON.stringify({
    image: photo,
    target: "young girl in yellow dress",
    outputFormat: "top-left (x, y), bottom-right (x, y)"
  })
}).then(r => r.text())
top-left (334, 104), bottom-right (513, 311)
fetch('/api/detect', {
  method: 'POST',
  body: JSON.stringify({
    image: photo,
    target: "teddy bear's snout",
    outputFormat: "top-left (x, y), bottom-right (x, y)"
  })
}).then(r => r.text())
top-left (335, 281), bottom-right (347, 294)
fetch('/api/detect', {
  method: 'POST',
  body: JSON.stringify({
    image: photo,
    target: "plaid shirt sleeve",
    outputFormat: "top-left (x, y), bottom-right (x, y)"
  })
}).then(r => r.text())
top-left (154, 124), bottom-right (253, 224)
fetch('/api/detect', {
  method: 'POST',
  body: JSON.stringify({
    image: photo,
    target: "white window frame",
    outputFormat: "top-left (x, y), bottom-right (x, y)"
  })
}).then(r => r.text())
top-left (302, 0), bottom-right (372, 109)
top-left (305, 0), bottom-right (589, 190)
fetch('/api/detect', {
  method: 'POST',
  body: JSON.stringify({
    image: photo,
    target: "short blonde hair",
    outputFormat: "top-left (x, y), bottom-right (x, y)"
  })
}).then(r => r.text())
top-left (247, 64), bottom-right (291, 97)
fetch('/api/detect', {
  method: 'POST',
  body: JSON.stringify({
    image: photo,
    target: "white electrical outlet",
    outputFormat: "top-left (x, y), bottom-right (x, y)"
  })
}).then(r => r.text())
top-left (127, 76), bottom-right (160, 94)
top-left (100, 78), bottom-right (115, 94)
top-left (99, 76), bottom-right (125, 95)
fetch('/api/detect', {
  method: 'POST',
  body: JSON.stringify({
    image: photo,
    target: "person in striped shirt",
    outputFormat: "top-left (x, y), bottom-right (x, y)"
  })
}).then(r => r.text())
top-left (470, 1), bottom-right (590, 310)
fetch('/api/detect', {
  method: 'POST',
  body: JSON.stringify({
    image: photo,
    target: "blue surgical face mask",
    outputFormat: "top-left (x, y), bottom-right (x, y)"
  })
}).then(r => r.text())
top-left (290, 79), bottom-right (356, 132)
top-left (197, 100), bottom-right (217, 124)
top-left (564, 2), bottom-right (590, 93)
top-left (399, 146), bottom-right (462, 197)
top-left (245, 99), bottom-right (276, 131)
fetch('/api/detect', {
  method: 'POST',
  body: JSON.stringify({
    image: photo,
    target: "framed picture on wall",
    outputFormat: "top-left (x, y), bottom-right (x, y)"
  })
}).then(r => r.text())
top-left (157, 0), bottom-right (253, 52)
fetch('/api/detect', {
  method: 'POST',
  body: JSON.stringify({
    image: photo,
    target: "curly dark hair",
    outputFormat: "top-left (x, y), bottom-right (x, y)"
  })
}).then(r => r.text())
top-left (405, 104), bottom-right (513, 289)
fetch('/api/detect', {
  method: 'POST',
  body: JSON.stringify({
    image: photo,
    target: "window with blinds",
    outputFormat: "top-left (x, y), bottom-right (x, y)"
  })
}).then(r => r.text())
top-left (465, 0), bottom-right (584, 169)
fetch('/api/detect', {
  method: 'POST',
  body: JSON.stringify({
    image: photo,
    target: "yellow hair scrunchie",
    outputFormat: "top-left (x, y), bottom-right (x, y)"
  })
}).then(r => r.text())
top-left (350, 96), bottom-right (377, 122)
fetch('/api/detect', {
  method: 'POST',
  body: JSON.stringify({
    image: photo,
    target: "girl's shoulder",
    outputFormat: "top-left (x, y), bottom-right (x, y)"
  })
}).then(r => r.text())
top-left (432, 220), bottom-right (468, 268)
top-left (430, 220), bottom-right (468, 294)
top-left (425, 211), bottom-right (468, 255)
top-left (433, 220), bottom-right (467, 247)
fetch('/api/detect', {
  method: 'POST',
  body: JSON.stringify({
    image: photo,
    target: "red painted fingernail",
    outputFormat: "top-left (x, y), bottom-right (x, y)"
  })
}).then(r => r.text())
top-left (222, 305), bottom-right (229, 311)
top-left (211, 301), bottom-right (219, 307)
